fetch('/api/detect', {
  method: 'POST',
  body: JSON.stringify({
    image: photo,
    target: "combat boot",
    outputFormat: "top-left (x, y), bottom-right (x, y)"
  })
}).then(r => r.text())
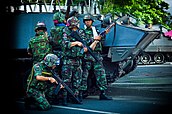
top-left (62, 89), bottom-right (68, 106)
top-left (62, 96), bottom-right (68, 106)
top-left (99, 90), bottom-right (113, 100)
top-left (78, 91), bottom-right (83, 103)
top-left (24, 96), bottom-right (37, 110)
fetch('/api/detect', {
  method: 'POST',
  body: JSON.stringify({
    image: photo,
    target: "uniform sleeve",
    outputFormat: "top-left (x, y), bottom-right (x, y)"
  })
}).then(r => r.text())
top-left (33, 63), bottom-right (42, 77)
top-left (62, 32), bottom-right (71, 49)
top-left (27, 40), bottom-right (32, 54)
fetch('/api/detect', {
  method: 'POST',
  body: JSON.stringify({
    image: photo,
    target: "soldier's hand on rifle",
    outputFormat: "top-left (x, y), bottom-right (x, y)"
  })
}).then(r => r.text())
top-left (105, 29), bottom-right (110, 34)
top-left (83, 47), bottom-right (88, 52)
top-left (60, 84), bottom-right (64, 89)
top-left (94, 35), bottom-right (101, 41)
top-left (49, 77), bottom-right (58, 84)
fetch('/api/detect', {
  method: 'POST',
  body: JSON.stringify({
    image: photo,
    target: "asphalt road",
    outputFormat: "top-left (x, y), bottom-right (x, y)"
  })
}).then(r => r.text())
top-left (13, 63), bottom-right (172, 114)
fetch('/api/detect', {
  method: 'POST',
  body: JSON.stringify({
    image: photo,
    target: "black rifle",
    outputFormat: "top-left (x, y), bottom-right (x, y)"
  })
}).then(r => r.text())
top-left (70, 22), bottom-right (115, 62)
top-left (50, 69), bottom-right (82, 104)
top-left (70, 31), bottom-right (99, 62)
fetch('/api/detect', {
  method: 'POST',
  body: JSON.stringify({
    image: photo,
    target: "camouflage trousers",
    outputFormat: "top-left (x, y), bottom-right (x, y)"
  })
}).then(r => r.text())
top-left (61, 59), bottom-right (82, 95)
top-left (26, 85), bottom-right (56, 110)
top-left (80, 60), bottom-right (108, 91)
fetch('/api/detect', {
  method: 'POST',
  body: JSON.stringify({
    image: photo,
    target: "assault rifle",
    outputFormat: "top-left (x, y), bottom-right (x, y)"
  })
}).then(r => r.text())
top-left (70, 31), bottom-right (99, 62)
top-left (99, 22), bottom-right (116, 37)
top-left (50, 69), bottom-right (82, 104)
top-left (70, 23), bottom-right (115, 62)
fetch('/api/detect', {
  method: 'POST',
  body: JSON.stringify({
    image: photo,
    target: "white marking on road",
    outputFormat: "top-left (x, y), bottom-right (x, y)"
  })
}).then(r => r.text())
top-left (138, 64), bottom-right (172, 67)
top-left (111, 82), bottom-right (165, 85)
top-left (53, 105), bottom-right (119, 114)
top-left (16, 101), bottom-right (119, 114)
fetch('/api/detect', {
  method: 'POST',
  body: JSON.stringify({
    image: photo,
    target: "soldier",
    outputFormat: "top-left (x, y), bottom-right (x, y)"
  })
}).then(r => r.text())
top-left (80, 14), bottom-right (112, 101)
top-left (50, 11), bottom-right (67, 76)
top-left (27, 22), bottom-right (53, 65)
top-left (61, 16), bottom-right (87, 105)
top-left (25, 54), bottom-right (63, 111)
top-left (50, 11), bottom-right (66, 58)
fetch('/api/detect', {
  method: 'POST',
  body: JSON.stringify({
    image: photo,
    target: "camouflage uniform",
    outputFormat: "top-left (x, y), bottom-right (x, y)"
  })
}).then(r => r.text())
top-left (50, 11), bottom-right (66, 77)
top-left (27, 22), bottom-right (52, 64)
top-left (80, 14), bottom-right (112, 100)
top-left (80, 26), bottom-right (107, 91)
top-left (50, 11), bottom-right (66, 58)
top-left (25, 54), bottom-right (60, 110)
top-left (61, 16), bottom-right (85, 103)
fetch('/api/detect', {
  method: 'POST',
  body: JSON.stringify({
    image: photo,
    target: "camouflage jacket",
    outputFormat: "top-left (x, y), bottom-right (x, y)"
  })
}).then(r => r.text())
top-left (83, 26), bottom-right (105, 61)
top-left (62, 27), bottom-right (85, 59)
top-left (84, 26), bottom-right (105, 52)
top-left (50, 25), bottom-right (66, 58)
top-left (27, 61), bottom-right (52, 91)
top-left (27, 34), bottom-right (53, 64)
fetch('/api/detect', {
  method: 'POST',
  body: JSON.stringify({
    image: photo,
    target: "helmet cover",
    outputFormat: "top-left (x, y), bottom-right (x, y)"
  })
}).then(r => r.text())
top-left (83, 14), bottom-right (94, 23)
top-left (35, 22), bottom-right (47, 32)
top-left (53, 12), bottom-right (66, 24)
top-left (43, 54), bottom-right (60, 67)
top-left (66, 16), bottom-right (80, 28)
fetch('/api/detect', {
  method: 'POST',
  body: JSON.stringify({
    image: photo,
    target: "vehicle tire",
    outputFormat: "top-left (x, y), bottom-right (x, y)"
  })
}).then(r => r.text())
top-left (140, 53), bottom-right (151, 64)
top-left (154, 53), bottom-right (165, 64)
top-left (123, 58), bottom-right (138, 75)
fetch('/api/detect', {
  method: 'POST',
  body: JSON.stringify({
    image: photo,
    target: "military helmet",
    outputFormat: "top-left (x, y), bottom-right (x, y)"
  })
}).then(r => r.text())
top-left (66, 16), bottom-right (80, 28)
top-left (53, 12), bottom-right (66, 24)
top-left (43, 54), bottom-right (60, 67)
top-left (83, 14), bottom-right (94, 23)
top-left (34, 22), bottom-right (47, 32)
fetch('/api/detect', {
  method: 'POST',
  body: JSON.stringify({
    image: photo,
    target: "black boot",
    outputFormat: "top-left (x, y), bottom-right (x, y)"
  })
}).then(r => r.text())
top-left (79, 91), bottom-right (83, 103)
top-left (62, 90), bottom-right (68, 106)
top-left (62, 96), bottom-right (68, 106)
top-left (24, 96), bottom-right (37, 110)
top-left (99, 90), bottom-right (113, 100)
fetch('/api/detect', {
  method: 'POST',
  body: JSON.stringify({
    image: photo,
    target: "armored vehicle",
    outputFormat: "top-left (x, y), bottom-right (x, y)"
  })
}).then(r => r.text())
top-left (122, 14), bottom-right (172, 65)
top-left (139, 27), bottom-right (172, 65)
top-left (8, 1), bottom-right (160, 98)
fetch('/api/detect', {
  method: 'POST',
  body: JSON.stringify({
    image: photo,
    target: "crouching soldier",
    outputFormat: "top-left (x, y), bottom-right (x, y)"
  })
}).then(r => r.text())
top-left (25, 54), bottom-right (63, 111)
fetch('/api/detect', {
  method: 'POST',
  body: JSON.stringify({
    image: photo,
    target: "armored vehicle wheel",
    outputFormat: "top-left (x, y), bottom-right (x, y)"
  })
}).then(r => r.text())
top-left (154, 53), bottom-right (165, 64)
top-left (123, 58), bottom-right (138, 75)
top-left (140, 53), bottom-right (151, 64)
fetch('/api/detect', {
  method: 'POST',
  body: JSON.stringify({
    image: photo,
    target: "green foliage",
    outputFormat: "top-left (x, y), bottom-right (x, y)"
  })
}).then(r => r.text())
top-left (99, 0), bottom-right (172, 29)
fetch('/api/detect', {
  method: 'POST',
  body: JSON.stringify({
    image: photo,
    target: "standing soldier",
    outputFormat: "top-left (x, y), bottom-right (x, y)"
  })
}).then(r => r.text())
top-left (61, 16), bottom-right (87, 105)
top-left (25, 22), bottom-right (53, 101)
top-left (50, 11), bottom-right (66, 59)
top-left (49, 11), bottom-right (67, 105)
top-left (25, 54), bottom-right (63, 111)
top-left (79, 14), bottom-right (112, 101)
top-left (27, 22), bottom-right (53, 65)
top-left (49, 11), bottom-right (67, 77)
